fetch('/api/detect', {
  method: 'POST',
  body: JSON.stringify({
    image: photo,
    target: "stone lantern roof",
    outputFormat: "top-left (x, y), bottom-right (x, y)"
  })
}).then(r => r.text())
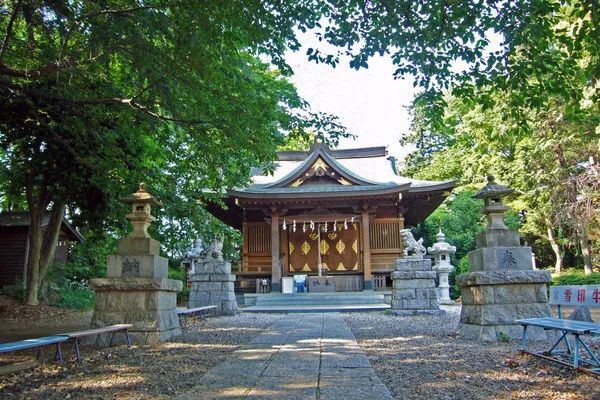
top-left (121, 183), bottom-right (162, 206)
top-left (473, 175), bottom-right (513, 231)
top-left (121, 183), bottom-right (161, 239)
top-left (428, 230), bottom-right (457, 256)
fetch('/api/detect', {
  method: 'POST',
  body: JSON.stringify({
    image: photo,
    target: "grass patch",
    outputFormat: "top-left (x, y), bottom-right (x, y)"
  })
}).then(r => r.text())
top-left (552, 269), bottom-right (600, 286)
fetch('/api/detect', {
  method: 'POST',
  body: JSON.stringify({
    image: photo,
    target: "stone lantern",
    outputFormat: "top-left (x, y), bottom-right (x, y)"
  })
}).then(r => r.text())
top-left (456, 176), bottom-right (551, 342)
top-left (90, 184), bottom-right (182, 344)
top-left (428, 230), bottom-right (456, 305)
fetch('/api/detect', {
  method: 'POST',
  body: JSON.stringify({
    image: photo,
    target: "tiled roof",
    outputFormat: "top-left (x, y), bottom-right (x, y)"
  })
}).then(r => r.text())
top-left (0, 211), bottom-right (84, 242)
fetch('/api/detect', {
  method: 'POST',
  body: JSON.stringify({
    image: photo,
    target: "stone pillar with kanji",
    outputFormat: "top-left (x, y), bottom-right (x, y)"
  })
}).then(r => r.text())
top-left (90, 184), bottom-right (182, 344)
top-left (457, 176), bottom-right (551, 341)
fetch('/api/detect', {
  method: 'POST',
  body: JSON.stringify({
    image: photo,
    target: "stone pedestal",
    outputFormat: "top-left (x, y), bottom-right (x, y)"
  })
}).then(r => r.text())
top-left (90, 185), bottom-right (182, 344)
top-left (188, 259), bottom-right (238, 315)
top-left (457, 270), bottom-right (551, 341)
top-left (91, 276), bottom-right (182, 344)
top-left (391, 257), bottom-right (444, 316)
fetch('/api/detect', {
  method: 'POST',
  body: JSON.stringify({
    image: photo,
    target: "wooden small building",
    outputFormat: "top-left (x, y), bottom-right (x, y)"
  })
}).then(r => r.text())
top-left (0, 211), bottom-right (84, 287)
top-left (206, 143), bottom-right (454, 292)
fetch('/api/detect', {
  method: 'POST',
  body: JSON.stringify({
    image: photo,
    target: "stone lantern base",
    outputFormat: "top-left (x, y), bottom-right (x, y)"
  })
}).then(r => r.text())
top-left (457, 270), bottom-right (551, 341)
top-left (391, 257), bottom-right (444, 316)
top-left (90, 277), bottom-right (183, 344)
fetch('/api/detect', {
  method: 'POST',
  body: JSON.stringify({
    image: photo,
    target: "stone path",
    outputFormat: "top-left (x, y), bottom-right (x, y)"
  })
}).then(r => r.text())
top-left (176, 313), bottom-right (392, 400)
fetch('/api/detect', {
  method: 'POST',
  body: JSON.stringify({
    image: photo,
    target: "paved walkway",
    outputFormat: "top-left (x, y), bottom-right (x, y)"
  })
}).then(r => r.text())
top-left (176, 313), bottom-right (392, 400)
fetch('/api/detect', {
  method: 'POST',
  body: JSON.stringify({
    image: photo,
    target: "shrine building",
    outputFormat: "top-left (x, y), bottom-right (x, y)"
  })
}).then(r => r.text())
top-left (206, 142), bottom-right (454, 292)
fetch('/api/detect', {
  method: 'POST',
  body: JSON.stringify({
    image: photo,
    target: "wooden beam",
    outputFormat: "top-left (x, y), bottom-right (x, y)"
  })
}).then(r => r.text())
top-left (270, 209), bottom-right (281, 292)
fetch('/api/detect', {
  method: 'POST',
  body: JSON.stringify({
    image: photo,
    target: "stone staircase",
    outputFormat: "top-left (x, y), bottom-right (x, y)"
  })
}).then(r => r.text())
top-left (242, 292), bottom-right (391, 313)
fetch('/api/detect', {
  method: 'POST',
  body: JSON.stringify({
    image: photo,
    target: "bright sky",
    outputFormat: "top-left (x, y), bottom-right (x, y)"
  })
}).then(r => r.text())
top-left (284, 32), bottom-right (417, 160)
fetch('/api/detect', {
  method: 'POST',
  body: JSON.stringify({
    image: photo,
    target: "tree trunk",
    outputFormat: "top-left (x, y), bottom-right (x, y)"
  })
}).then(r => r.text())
top-left (546, 220), bottom-right (563, 274)
top-left (24, 207), bottom-right (43, 305)
top-left (23, 179), bottom-right (53, 305)
top-left (579, 225), bottom-right (593, 275)
top-left (39, 201), bottom-right (66, 284)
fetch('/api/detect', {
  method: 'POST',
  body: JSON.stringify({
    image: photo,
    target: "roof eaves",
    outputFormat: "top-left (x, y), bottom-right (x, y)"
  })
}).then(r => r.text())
top-left (406, 180), bottom-right (456, 193)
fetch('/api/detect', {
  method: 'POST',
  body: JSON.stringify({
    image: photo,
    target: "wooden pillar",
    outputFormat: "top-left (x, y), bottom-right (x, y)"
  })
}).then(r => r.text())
top-left (270, 210), bottom-right (281, 292)
top-left (361, 209), bottom-right (373, 290)
top-left (241, 223), bottom-right (249, 272)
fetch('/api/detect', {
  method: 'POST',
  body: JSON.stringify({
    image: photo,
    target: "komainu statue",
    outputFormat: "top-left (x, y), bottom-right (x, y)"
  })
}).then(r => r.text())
top-left (208, 234), bottom-right (224, 260)
top-left (400, 229), bottom-right (426, 258)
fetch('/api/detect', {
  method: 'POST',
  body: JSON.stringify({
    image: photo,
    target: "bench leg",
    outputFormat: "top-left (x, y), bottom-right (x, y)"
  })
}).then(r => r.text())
top-left (74, 339), bottom-right (81, 362)
top-left (109, 332), bottom-right (115, 347)
top-left (125, 330), bottom-right (132, 347)
top-left (548, 331), bottom-right (570, 355)
top-left (576, 335), bottom-right (600, 367)
top-left (520, 325), bottom-right (528, 351)
top-left (573, 334), bottom-right (580, 369)
top-left (54, 343), bottom-right (63, 364)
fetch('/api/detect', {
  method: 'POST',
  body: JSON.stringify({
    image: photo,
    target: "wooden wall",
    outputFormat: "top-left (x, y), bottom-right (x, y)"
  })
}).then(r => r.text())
top-left (240, 222), bottom-right (272, 274)
top-left (0, 228), bottom-right (71, 287)
top-left (0, 227), bottom-right (27, 287)
top-left (370, 217), bottom-right (404, 272)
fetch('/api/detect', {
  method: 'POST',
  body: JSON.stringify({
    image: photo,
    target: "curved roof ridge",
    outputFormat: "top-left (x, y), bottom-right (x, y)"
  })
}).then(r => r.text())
top-left (277, 145), bottom-right (388, 161)
top-left (262, 146), bottom-right (379, 188)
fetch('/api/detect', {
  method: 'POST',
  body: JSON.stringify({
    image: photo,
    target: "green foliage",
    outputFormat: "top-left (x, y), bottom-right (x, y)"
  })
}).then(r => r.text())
top-left (553, 270), bottom-right (600, 286)
top-left (450, 257), bottom-right (471, 299)
top-left (497, 331), bottom-right (510, 343)
top-left (168, 267), bottom-right (190, 305)
top-left (168, 267), bottom-right (186, 283)
top-left (177, 287), bottom-right (191, 306)
top-left (0, 280), bottom-right (25, 301)
top-left (413, 191), bottom-right (484, 261)
top-left (52, 288), bottom-right (95, 310)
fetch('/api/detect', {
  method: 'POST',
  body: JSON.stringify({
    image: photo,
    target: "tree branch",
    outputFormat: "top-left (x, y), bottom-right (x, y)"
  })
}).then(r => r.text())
top-left (0, 0), bottom-right (23, 62)
top-left (2, 79), bottom-right (212, 126)
top-left (74, 5), bottom-right (169, 21)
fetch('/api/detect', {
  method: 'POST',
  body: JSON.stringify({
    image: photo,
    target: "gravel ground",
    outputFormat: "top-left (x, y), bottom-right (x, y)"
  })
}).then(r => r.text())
top-left (0, 313), bottom-right (283, 399)
top-left (344, 306), bottom-right (600, 400)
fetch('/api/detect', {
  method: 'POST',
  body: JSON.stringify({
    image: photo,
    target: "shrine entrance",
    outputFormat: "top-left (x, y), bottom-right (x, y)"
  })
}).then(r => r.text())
top-left (287, 222), bottom-right (361, 274)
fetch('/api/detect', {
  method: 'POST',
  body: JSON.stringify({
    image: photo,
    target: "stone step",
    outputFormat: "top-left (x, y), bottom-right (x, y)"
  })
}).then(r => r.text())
top-left (242, 303), bottom-right (391, 313)
top-left (255, 295), bottom-right (385, 306)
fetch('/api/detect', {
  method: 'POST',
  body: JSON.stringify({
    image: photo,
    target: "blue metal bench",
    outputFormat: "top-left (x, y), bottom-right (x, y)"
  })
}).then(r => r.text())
top-left (59, 324), bottom-right (133, 362)
top-left (516, 284), bottom-right (600, 375)
top-left (177, 306), bottom-right (217, 327)
top-left (0, 336), bottom-right (69, 363)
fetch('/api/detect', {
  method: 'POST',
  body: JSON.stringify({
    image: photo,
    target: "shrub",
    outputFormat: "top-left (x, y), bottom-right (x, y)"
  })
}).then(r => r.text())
top-left (449, 256), bottom-right (470, 299)
top-left (552, 269), bottom-right (600, 286)
top-left (0, 279), bottom-right (25, 301)
top-left (53, 287), bottom-right (95, 310)
top-left (177, 286), bottom-right (190, 305)
top-left (168, 267), bottom-right (189, 305)
top-left (168, 267), bottom-right (186, 282)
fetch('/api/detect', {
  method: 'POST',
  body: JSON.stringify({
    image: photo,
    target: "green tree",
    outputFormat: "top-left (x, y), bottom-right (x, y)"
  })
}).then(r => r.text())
top-left (0, 1), bottom-right (350, 304)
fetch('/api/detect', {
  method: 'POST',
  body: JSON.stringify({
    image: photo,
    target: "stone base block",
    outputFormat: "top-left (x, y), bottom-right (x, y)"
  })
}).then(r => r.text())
top-left (391, 256), bottom-right (441, 315)
top-left (390, 309), bottom-right (446, 316)
top-left (457, 271), bottom-right (552, 342)
top-left (188, 265), bottom-right (238, 316)
top-left (91, 279), bottom-right (182, 344)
